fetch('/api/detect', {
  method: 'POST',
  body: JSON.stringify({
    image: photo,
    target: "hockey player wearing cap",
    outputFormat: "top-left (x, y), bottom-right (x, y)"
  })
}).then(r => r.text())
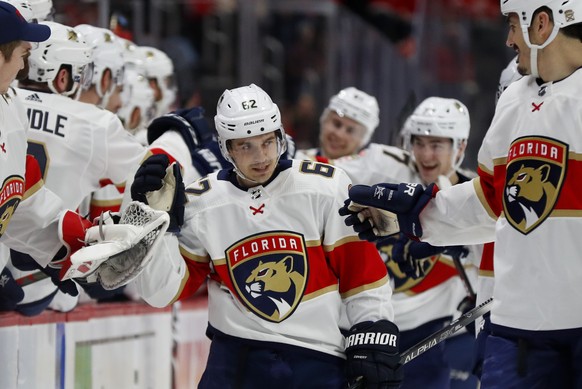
top-left (340, 1), bottom-right (582, 387)
top-left (128, 84), bottom-right (401, 388)
top-left (5, 21), bottom-right (145, 313)
top-left (0, 2), bottom-right (98, 313)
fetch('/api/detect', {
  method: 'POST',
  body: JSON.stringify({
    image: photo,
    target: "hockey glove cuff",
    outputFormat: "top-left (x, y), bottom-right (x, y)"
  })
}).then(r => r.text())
top-left (345, 320), bottom-right (402, 389)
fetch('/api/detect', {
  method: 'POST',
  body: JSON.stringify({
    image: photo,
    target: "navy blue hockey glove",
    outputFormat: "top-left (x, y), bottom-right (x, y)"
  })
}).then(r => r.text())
top-left (0, 266), bottom-right (24, 311)
top-left (131, 154), bottom-right (185, 233)
top-left (344, 183), bottom-right (438, 240)
top-left (377, 233), bottom-right (447, 279)
top-left (345, 320), bottom-right (402, 389)
top-left (147, 106), bottom-right (210, 148)
top-left (339, 199), bottom-right (378, 242)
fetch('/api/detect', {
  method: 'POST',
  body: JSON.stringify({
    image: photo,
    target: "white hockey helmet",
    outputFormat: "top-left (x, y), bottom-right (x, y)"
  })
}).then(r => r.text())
top-left (117, 68), bottom-right (155, 133)
top-left (136, 46), bottom-right (177, 116)
top-left (325, 86), bottom-right (380, 147)
top-left (75, 24), bottom-right (125, 106)
top-left (495, 55), bottom-right (522, 105)
top-left (27, 22), bottom-right (93, 97)
top-left (28, 0), bottom-right (53, 22)
top-left (402, 97), bottom-right (470, 171)
top-left (4, 0), bottom-right (34, 21)
top-left (501, 0), bottom-right (582, 77)
top-left (214, 83), bottom-right (286, 164)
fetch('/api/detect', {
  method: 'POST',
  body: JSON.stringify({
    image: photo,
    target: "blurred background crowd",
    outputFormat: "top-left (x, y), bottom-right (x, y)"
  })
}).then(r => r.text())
top-left (52, 0), bottom-right (514, 170)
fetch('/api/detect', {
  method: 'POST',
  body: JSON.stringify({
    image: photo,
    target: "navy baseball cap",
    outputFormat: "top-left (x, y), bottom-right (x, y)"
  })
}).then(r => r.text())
top-left (0, 1), bottom-right (50, 45)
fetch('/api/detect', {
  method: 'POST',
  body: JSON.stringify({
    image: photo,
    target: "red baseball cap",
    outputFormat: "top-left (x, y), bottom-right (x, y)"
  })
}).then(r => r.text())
top-left (0, 1), bottom-right (50, 45)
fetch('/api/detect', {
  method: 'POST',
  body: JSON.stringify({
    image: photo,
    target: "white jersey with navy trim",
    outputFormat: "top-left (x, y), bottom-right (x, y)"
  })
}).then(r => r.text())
top-left (17, 87), bottom-right (146, 211)
top-left (421, 69), bottom-right (582, 332)
top-left (135, 159), bottom-right (393, 358)
top-left (328, 142), bottom-right (480, 331)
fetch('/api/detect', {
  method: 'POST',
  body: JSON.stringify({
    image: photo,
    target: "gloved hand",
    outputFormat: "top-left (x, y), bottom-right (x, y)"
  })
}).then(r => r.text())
top-left (345, 320), bottom-right (402, 389)
top-left (339, 199), bottom-right (400, 242)
top-left (343, 182), bottom-right (438, 240)
top-left (377, 233), bottom-right (446, 279)
top-left (131, 154), bottom-right (185, 232)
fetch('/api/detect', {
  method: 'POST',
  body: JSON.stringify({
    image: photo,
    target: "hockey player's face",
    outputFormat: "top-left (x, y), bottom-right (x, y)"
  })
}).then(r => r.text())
top-left (320, 111), bottom-right (366, 159)
top-left (411, 135), bottom-right (455, 184)
top-left (0, 41), bottom-right (31, 94)
top-left (230, 132), bottom-right (279, 187)
top-left (506, 14), bottom-right (530, 76)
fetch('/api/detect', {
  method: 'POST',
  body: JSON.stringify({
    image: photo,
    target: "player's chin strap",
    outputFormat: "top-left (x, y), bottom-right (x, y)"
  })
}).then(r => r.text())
top-left (522, 24), bottom-right (560, 78)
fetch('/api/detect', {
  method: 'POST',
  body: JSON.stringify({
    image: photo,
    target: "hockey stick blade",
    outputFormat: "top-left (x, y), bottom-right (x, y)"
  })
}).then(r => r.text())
top-left (399, 297), bottom-right (493, 365)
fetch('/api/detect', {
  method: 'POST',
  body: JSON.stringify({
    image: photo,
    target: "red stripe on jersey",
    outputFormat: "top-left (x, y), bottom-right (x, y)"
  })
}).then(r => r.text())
top-left (177, 259), bottom-right (211, 301)
top-left (478, 166), bottom-right (503, 216)
top-left (24, 154), bottom-right (43, 192)
top-left (555, 159), bottom-right (582, 210)
top-left (149, 147), bottom-right (178, 165)
top-left (89, 203), bottom-right (121, 221)
top-left (408, 258), bottom-right (457, 294)
top-left (99, 178), bottom-right (114, 188)
top-left (327, 240), bottom-right (388, 294)
top-left (480, 242), bottom-right (494, 272)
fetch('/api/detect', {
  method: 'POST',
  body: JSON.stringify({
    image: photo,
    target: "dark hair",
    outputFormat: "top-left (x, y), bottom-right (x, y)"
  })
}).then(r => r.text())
top-left (0, 40), bottom-right (20, 61)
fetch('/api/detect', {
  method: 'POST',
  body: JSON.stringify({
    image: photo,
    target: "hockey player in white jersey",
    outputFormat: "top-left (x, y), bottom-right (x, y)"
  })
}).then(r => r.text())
top-left (135, 45), bottom-right (176, 117)
top-left (296, 86), bottom-right (380, 162)
top-left (0, 2), bottom-right (97, 313)
top-left (75, 24), bottom-right (125, 112)
top-left (341, 1), bottom-right (582, 387)
top-left (335, 96), bottom-right (480, 389)
top-left (127, 84), bottom-right (401, 388)
top-left (7, 21), bottom-right (145, 313)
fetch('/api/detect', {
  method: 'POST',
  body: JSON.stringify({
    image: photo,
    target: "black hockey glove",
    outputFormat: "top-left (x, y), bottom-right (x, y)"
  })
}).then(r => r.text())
top-left (345, 320), bottom-right (402, 389)
top-left (131, 154), bottom-right (185, 233)
top-left (345, 183), bottom-right (438, 240)
top-left (377, 233), bottom-right (446, 279)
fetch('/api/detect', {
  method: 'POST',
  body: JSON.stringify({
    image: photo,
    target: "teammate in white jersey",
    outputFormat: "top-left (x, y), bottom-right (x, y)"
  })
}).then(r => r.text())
top-left (0, 2), bottom-right (95, 313)
top-left (334, 95), bottom-right (480, 389)
top-left (8, 21), bottom-right (145, 313)
top-left (128, 84), bottom-right (401, 388)
top-left (75, 24), bottom-right (125, 112)
top-left (341, 2), bottom-right (582, 387)
top-left (296, 86), bottom-right (380, 162)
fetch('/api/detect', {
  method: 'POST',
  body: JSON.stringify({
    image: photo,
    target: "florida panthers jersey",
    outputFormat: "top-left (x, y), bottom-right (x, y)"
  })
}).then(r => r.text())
top-left (17, 88), bottom-right (146, 211)
top-left (136, 159), bottom-right (393, 358)
top-left (328, 143), bottom-right (480, 331)
top-left (0, 89), bottom-right (68, 267)
top-left (421, 69), bottom-right (582, 333)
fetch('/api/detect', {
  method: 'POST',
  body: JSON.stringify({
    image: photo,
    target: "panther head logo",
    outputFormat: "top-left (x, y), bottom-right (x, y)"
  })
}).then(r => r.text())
top-left (245, 256), bottom-right (304, 321)
top-left (226, 231), bottom-right (308, 323)
top-left (503, 136), bottom-right (567, 235)
top-left (504, 163), bottom-right (558, 233)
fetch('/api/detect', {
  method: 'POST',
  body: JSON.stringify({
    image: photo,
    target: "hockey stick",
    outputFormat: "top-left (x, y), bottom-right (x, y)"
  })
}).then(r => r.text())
top-left (347, 298), bottom-right (493, 388)
top-left (399, 297), bottom-right (493, 365)
top-left (16, 270), bottom-right (50, 286)
top-left (449, 249), bottom-right (476, 299)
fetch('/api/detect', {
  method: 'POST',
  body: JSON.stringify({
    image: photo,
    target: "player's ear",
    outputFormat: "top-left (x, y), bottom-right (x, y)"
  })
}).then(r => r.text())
top-left (101, 68), bottom-right (112, 95)
top-left (54, 67), bottom-right (70, 93)
top-left (130, 107), bottom-right (141, 130)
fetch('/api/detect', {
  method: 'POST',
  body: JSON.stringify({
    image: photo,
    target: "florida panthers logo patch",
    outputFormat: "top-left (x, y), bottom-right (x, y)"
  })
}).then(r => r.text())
top-left (503, 136), bottom-right (567, 234)
top-left (225, 231), bottom-right (308, 323)
top-left (0, 175), bottom-right (24, 238)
